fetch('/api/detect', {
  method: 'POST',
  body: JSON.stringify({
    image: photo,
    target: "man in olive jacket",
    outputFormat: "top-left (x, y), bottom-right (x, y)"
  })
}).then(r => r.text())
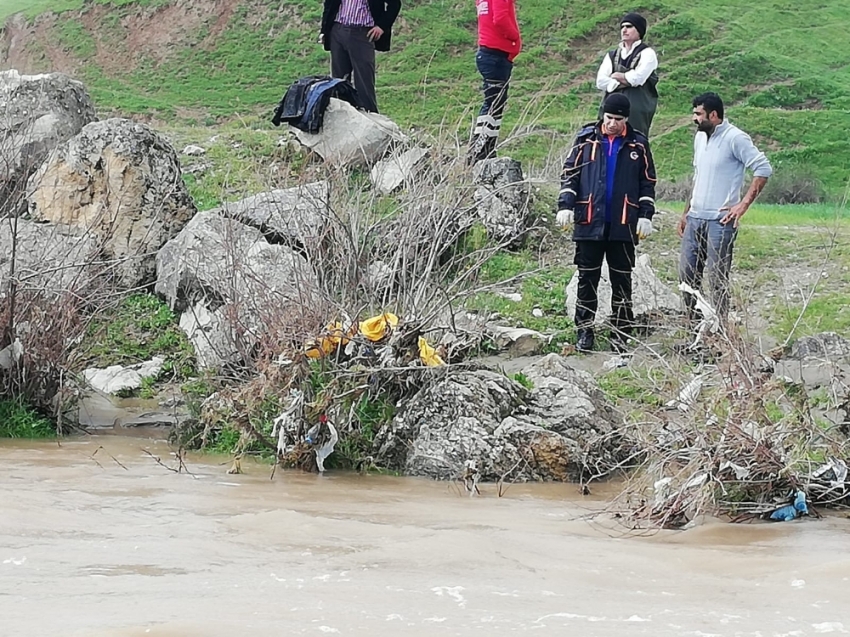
top-left (557, 93), bottom-right (657, 352)
top-left (320, 0), bottom-right (402, 113)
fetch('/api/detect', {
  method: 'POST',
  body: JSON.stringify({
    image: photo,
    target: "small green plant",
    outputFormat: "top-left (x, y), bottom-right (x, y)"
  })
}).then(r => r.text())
top-left (328, 393), bottom-right (396, 470)
top-left (0, 399), bottom-right (56, 438)
top-left (597, 368), bottom-right (666, 408)
top-left (512, 372), bottom-right (534, 390)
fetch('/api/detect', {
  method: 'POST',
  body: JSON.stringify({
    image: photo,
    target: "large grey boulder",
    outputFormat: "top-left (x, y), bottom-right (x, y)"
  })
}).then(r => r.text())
top-left (178, 302), bottom-right (243, 371)
top-left (788, 333), bottom-right (850, 362)
top-left (0, 70), bottom-right (96, 213)
top-left (774, 332), bottom-right (850, 390)
top-left (83, 357), bottom-right (164, 395)
top-left (370, 147), bottom-right (429, 194)
top-left (27, 118), bottom-right (196, 289)
top-left (565, 253), bottom-right (681, 325)
top-left (292, 98), bottom-right (403, 167)
top-left (472, 157), bottom-right (530, 246)
top-left (216, 181), bottom-right (329, 247)
top-left (0, 218), bottom-right (105, 297)
top-left (374, 354), bottom-right (624, 481)
top-left (156, 211), bottom-right (324, 370)
top-left (155, 211), bottom-right (265, 310)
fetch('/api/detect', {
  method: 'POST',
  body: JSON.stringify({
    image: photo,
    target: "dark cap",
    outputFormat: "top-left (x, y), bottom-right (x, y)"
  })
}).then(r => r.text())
top-left (603, 93), bottom-right (631, 118)
top-left (621, 12), bottom-right (647, 38)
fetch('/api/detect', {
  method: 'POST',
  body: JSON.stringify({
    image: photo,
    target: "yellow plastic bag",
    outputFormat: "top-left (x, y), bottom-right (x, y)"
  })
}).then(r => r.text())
top-left (304, 322), bottom-right (352, 358)
top-left (418, 336), bottom-right (445, 366)
top-left (359, 312), bottom-right (399, 342)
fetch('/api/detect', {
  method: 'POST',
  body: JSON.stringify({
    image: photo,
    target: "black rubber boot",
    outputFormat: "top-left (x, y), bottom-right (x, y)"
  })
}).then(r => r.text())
top-left (576, 328), bottom-right (595, 353)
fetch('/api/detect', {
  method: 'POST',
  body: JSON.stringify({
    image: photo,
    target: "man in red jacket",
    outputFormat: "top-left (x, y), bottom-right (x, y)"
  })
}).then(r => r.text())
top-left (468, 0), bottom-right (521, 164)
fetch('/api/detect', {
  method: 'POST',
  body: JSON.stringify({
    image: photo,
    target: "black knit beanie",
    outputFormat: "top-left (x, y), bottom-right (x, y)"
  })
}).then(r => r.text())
top-left (603, 93), bottom-right (631, 118)
top-left (621, 12), bottom-right (647, 39)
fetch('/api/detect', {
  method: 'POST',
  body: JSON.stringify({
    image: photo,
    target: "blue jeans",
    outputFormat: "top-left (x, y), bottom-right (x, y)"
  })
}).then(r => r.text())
top-left (678, 217), bottom-right (738, 317)
top-left (476, 47), bottom-right (513, 118)
top-left (469, 47), bottom-right (513, 163)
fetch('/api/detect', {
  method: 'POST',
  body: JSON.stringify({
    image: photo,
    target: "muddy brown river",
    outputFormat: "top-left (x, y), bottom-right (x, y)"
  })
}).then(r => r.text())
top-left (2, 437), bottom-right (848, 636)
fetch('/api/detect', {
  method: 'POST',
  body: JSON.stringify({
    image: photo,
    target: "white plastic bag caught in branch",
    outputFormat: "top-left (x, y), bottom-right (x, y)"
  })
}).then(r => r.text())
top-left (314, 422), bottom-right (339, 473)
top-left (271, 389), bottom-right (304, 454)
top-left (665, 375), bottom-right (703, 412)
top-left (678, 282), bottom-right (720, 350)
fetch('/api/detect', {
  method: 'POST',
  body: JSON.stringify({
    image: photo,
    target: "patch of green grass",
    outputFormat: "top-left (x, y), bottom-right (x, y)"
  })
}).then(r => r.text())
top-left (770, 293), bottom-right (850, 340)
top-left (205, 424), bottom-right (243, 455)
top-left (13, 0), bottom-right (850, 195)
top-left (467, 248), bottom-right (575, 337)
top-left (597, 367), bottom-right (667, 407)
top-left (1, 0), bottom-right (169, 21)
top-left (169, 121), bottom-right (308, 211)
top-left (56, 18), bottom-right (95, 57)
top-left (0, 399), bottom-right (55, 438)
top-left (740, 203), bottom-right (850, 226)
top-left (328, 393), bottom-right (395, 469)
top-left (203, 392), bottom-right (285, 456)
top-left (79, 293), bottom-right (196, 378)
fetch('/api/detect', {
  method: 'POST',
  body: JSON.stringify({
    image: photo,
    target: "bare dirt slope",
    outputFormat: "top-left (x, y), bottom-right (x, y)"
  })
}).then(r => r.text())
top-left (0, 0), bottom-right (242, 75)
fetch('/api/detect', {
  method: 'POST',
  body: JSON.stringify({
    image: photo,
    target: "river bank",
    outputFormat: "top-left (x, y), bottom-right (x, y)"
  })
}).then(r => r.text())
top-left (2, 436), bottom-right (849, 636)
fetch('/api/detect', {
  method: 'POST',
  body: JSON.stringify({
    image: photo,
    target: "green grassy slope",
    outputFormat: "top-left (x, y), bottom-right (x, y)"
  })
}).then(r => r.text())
top-left (2, 0), bottom-right (849, 193)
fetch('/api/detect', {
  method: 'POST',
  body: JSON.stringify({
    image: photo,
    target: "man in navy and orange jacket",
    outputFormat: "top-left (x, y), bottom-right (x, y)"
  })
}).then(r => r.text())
top-left (557, 93), bottom-right (657, 352)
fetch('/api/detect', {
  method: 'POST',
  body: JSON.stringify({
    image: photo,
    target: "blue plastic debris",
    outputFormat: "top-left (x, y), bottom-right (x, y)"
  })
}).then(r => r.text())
top-left (769, 490), bottom-right (808, 521)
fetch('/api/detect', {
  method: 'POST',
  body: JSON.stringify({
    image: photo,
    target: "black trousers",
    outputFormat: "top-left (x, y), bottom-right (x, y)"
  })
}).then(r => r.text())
top-left (574, 238), bottom-right (636, 331)
top-left (330, 25), bottom-right (378, 113)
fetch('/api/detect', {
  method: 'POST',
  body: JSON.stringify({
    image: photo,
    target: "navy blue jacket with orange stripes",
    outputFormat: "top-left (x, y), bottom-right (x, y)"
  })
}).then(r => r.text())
top-left (557, 122), bottom-right (657, 243)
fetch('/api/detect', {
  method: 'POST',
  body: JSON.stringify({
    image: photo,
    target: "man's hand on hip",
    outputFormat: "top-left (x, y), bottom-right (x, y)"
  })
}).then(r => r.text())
top-left (719, 202), bottom-right (747, 228)
top-left (556, 209), bottom-right (574, 229)
top-left (367, 26), bottom-right (384, 41)
top-left (636, 218), bottom-right (654, 240)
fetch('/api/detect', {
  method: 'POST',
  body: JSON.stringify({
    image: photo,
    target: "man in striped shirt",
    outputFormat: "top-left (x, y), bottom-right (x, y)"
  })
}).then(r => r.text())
top-left (320, 0), bottom-right (402, 113)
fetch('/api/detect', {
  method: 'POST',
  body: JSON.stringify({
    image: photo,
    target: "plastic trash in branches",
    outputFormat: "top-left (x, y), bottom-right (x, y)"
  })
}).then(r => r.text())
top-left (418, 336), bottom-right (445, 366)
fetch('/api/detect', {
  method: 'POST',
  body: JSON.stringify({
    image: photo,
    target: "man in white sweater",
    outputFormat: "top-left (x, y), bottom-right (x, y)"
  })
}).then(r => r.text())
top-left (677, 92), bottom-right (773, 320)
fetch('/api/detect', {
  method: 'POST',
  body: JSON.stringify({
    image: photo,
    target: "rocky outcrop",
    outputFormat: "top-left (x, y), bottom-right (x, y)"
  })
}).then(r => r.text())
top-left (155, 211), bottom-right (324, 370)
top-left (473, 157), bottom-right (530, 247)
top-left (83, 357), bottom-right (164, 395)
top-left (775, 332), bottom-right (850, 389)
top-left (370, 147), bottom-right (429, 194)
top-left (292, 98), bottom-right (403, 167)
top-left (0, 218), bottom-right (105, 297)
top-left (788, 333), bottom-right (850, 362)
top-left (215, 181), bottom-right (329, 247)
top-left (374, 354), bottom-right (624, 481)
top-left (565, 253), bottom-right (681, 325)
top-left (0, 70), bottom-right (97, 214)
top-left (27, 118), bottom-right (196, 289)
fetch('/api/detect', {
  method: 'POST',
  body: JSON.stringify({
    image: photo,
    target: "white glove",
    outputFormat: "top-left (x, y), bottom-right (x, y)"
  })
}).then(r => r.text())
top-left (637, 218), bottom-right (654, 240)
top-left (556, 209), bottom-right (574, 228)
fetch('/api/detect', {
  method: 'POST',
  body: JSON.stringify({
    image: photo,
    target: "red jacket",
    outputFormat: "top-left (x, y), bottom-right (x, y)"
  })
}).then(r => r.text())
top-left (476, 0), bottom-right (521, 62)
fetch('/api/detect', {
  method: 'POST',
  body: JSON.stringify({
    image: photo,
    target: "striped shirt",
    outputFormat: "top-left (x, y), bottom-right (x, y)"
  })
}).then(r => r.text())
top-left (335, 0), bottom-right (374, 27)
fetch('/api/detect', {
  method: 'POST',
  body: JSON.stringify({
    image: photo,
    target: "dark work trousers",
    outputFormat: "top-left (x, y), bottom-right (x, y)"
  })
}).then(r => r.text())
top-left (678, 216), bottom-right (738, 318)
top-left (574, 234), bottom-right (636, 333)
top-left (330, 24), bottom-right (378, 113)
top-left (469, 47), bottom-right (513, 163)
